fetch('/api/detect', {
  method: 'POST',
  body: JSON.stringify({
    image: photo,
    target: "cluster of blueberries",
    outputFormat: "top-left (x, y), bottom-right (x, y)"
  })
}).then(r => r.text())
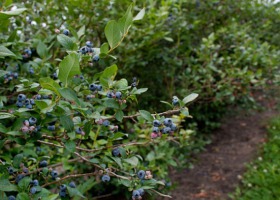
top-left (21, 116), bottom-right (40, 134)
top-left (106, 91), bottom-right (122, 99)
top-left (131, 77), bottom-right (137, 87)
top-left (16, 93), bottom-right (50, 109)
top-left (132, 188), bottom-right (145, 200)
top-left (59, 181), bottom-right (76, 197)
top-left (22, 48), bottom-right (33, 62)
top-left (151, 118), bottom-right (177, 139)
top-left (78, 40), bottom-right (100, 62)
top-left (3, 71), bottom-right (18, 83)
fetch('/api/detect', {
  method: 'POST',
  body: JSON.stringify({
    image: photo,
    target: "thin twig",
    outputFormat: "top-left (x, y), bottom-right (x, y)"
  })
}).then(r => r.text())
top-left (149, 189), bottom-right (172, 198)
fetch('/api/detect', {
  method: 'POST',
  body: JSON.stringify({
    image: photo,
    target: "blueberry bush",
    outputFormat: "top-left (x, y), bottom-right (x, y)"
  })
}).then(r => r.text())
top-left (0, 2), bottom-right (198, 200)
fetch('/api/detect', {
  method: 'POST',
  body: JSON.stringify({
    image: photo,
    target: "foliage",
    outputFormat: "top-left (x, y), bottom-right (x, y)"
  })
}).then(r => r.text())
top-left (230, 116), bottom-right (280, 199)
top-left (0, 2), bottom-right (199, 200)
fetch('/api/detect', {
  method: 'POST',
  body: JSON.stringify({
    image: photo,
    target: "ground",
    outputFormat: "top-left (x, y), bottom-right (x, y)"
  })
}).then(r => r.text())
top-left (162, 94), bottom-right (278, 200)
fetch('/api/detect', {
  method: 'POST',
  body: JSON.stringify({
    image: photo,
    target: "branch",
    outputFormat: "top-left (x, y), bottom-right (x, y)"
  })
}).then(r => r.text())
top-left (149, 189), bottom-right (172, 198)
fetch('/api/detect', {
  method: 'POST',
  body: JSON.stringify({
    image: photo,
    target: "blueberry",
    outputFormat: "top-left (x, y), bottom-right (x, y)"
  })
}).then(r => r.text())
top-left (21, 126), bottom-right (29, 133)
top-left (59, 190), bottom-right (67, 197)
top-left (8, 166), bottom-right (14, 175)
top-left (162, 127), bottom-right (171, 134)
top-left (8, 76), bottom-right (13, 81)
top-left (24, 48), bottom-right (32, 56)
top-left (101, 174), bottom-right (110, 182)
top-left (170, 123), bottom-right (177, 131)
top-left (152, 127), bottom-right (159, 133)
top-left (8, 195), bottom-right (16, 200)
top-left (79, 46), bottom-right (88, 55)
top-left (36, 146), bottom-right (41, 153)
top-left (60, 184), bottom-right (67, 191)
top-left (29, 68), bottom-right (34, 74)
top-left (52, 72), bottom-right (58, 80)
top-left (86, 95), bottom-right (92, 100)
top-left (25, 104), bottom-right (32, 109)
top-left (172, 96), bottom-right (179, 105)
top-left (35, 94), bottom-right (41, 100)
top-left (115, 91), bottom-right (122, 99)
top-left (51, 170), bottom-right (58, 180)
top-left (75, 127), bottom-right (82, 134)
top-left (30, 186), bottom-right (37, 194)
top-left (79, 75), bottom-right (84, 80)
top-left (16, 101), bottom-right (24, 107)
top-left (137, 170), bottom-right (145, 180)
top-left (132, 190), bottom-right (141, 199)
top-left (39, 160), bottom-right (48, 167)
top-left (102, 120), bottom-right (110, 127)
top-left (25, 99), bottom-right (31, 105)
top-left (31, 179), bottom-right (39, 186)
top-left (163, 118), bottom-right (172, 127)
top-left (29, 117), bottom-right (37, 125)
top-left (69, 181), bottom-right (76, 188)
top-left (112, 148), bottom-right (120, 157)
top-left (131, 82), bottom-right (137, 87)
top-left (13, 72), bottom-right (18, 79)
top-left (86, 41), bottom-right (93, 47)
top-left (153, 120), bottom-right (161, 127)
top-left (18, 94), bottom-right (26, 101)
top-left (89, 83), bottom-right (97, 91)
top-left (63, 29), bottom-right (70, 36)
top-left (92, 54), bottom-right (99, 62)
top-left (23, 167), bottom-right (29, 173)
top-left (15, 174), bottom-right (25, 184)
top-left (47, 125), bottom-right (55, 131)
top-left (30, 99), bottom-right (35, 105)
top-left (106, 91), bottom-right (113, 98)
top-left (96, 84), bottom-right (102, 91)
top-left (138, 188), bottom-right (144, 196)
top-left (42, 95), bottom-right (49, 99)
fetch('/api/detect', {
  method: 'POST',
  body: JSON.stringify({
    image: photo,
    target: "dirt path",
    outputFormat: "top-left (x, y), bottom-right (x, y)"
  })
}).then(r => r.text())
top-left (164, 99), bottom-right (278, 200)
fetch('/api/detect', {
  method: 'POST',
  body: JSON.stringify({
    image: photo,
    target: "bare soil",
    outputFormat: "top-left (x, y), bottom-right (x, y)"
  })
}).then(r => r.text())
top-left (162, 96), bottom-right (278, 200)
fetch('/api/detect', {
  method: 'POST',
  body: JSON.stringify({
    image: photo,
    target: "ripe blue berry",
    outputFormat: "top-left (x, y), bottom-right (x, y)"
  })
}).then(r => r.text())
top-left (16, 101), bottom-right (24, 107)
top-left (13, 72), bottom-right (18, 79)
top-left (31, 179), bottom-right (39, 186)
top-left (138, 188), bottom-right (144, 196)
top-left (86, 41), bottom-right (93, 47)
top-left (36, 146), bottom-right (41, 153)
top-left (23, 167), bottom-right (29, 173)
top-left (39, 160), bottom-right (48, 167)
top-left (8, 166), bottom-right (14, 174)
top-left (153, 120), bottom-right (161, 127)
top-left (18, 94), bottom-right (26, 101)
top-left (47, 125), bottom-right (55, 131)
top-left (35, 94), bottom-right (41, 100)
top-left (79, 46), bottom-right (89, 55)
top-left (52, 72), bottom-right (58, 80)
top-left (69, 181), bottom-right (76, 188)
top-left (92, 54), bottom-right (99, 62)
top-left (89, 83), bottom-right (97, 91)
top-left (29, 117), bottom-right (37, 125)
top-left (8, 195), bottom-right (16, 200)
top-left (115, 91), bottom-right (122, 99)
top-left (152, 127), bottom-right (159, 133)
top-left (162, 127), bottom-right (171, 134)
top-left (60, 184), bottom-right (67, 191)
top-left (15, 174), bottom-right (25, 184)
top-left (63, 29), bottom-right (70, 36)
top-left (132, 190), bottom-right (141, 199)
top-left (170, 123), bottom-right (177, 131)
top-left (172, 96), bottom-right (179, 105)
top-left (75, 127), bottom-right (82, 134)
top-left (163, 118), bottom-right (172, 127)
top-left (96, 84), bottom-right (102, 91)
top-left (29, 68), bottom-right (34, 74)
top-left (112, 148), bottom-right (120, 157)
top-left (86, 95), bottom-right (93, 100)
top-left (106, 91), bottom-right (114, 98)
top-left (102, 120), bottom-right (110, 127)
top-left (30, 186), bottom-right (37, 194)
top-left (51, 170), bottom-right (58, 180)
top-left (59, 190), bottom-right (67, 197)
top-left (137, 170), bottom-right (145, 180)
top-left (101, 174), bottom-right (110, 182)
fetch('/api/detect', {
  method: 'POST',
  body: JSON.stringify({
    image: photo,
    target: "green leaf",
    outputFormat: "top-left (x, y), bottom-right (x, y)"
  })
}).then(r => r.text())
top-left (180, 107), bottom-right (189, 117)
top-left (67, 186), bottom-right (85, 198)
top-left (39, 77), bottom-right (61, 96)
top-left (36, 41), bottom-right (48, 59)
top-left (13, 153), bottom-right (24, 168)
top-left (0, 179), bottom-right (18, 191)
top-left (139, 110), bottom-right (154, 121)
top-left (57, 34), bottom-right (77, 50)
top-left (65, 140), bottom-right (76, 153)
top-left (17, 192), bottom-right (30, 200)
top-left (118, 5), bottom-right (133, 35)
top-left (60, 115), bottom-right (74, 132)
top-left (18, 177), bottom-right (32, 190)
top-left (35, 100), bottom-right (51, 110)
top-left (114, 79), bottom-right (128, 90)
top-left (123, 156), bottom-right (139, 167)
top-left (58, 53), bottom-right (80, 87)
top-left (100, 64), bottom-right (118, 88)
top-left (133, 8), bottom-right (145, 21)
top-left (0, 8), bottom-right (27, 20)
top-left (115, 110), bottom-right (124, 122)
top-left (111, 157), bottom-right (123, 168)
top-left (0, 45), bottom-right (16, 57)
top-left (105, 20), bottom-right (122, 49)
top-left (160, 101), bottom-right (173, 108)
top-left (77, 25), bottom-right (85, 39)
top-left (182, 93), bottom-right (199, 105)
top-left (59, 88), bottom-right (81, 106)
top-left (100, 43), bottom-right (109, 54)
top-left (119, 179), bottom-right (131, 187)
top-left (0, 112), bottom-right (15, 119)
top-left (131, 88), bottom-right (148, 95)
top-left (103, 99), bottom-right (120, 109)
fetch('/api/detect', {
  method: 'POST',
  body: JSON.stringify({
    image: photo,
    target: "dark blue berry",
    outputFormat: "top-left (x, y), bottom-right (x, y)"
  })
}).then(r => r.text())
top-left (152, 127), bottom-right (159, 133)
top-left (106, 91), bottom-right (114, 98)
top-left (60, 184), bottom-right (67, 191)
top-left (96, 84), bottom-right (102, 91)
top-left (8, 166), bottom-right (14, 175)
top-left (86, 95), bottom-right (92, 100)
top-left (52, 72), bottom-right (58, 80)
top-left (25, 104), bottom-right (32, 109)
top-left (24, 49), bottom-right (32, 56)
top-left (51, 170), bottom-right (58, 180)
top-left (15, 174), bottom-right (25, 184)
top-left (31, 179), bottom-right (39, 186)
top-left (16, 101), bottom-right (24, 107)
top-left (18, 94), bottom-right (26, 101)
top-left (23, 167), bottom-right (29, 173)
top-left (47, 125), bottom-right (55, 131)
top-left (8, 195), bottom-right (16, 200)
top-left (101, 174), bottom-right (110, 182)
top-left (162, 127), bottom-right (171, 134)
top-left (30, 186), bottom-right (37, 194)
top-left (86, 41), bottom-right (93, 47)
top-left (59, 190), bottom-right (67, 197)
top-left (92, 55), bottom-right (99, 62)
top-left (29, 117), bottom-right (37, 125)
top-left (30, 99), bottom-right (35, 105)
top-left (137, 170), bottom-right (145, 180)
top-left (138, 188), bottom-right (144, 196)
top-left (153, 120), bottom-right (161, 127)
top-left (89, 83), bottom-right (97, 91)
top-left (13, 72), bottom-right (18, 79)
top-left (170, 123), bottom-right (177, 131)
top-left (112, 148), bottom-right (120, 157)
top-left (172, 96), bottom-right (179, 105)
top-left (132, 190), bottom-right (141, 199)
top-left (63, 29), bottom-right (70, 36)
top-left (115, 91), bottom-right (122, 99)
top-left (39, 160), bottom-right (48, 167)
top-left (35, 94), bottom-right (41, 100)
top-left (29, 68), bottom-right (34, 74)
top-left (69, 181), bottom-right (76, 188)
top-left (163, 118), bottom-right (172, 127)
top-left (102, 120), bottom-right (110, 127)
top-left (75, 127), bottom-right (82, 134)
top-left (36, 146), bottom-right (41, 152)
